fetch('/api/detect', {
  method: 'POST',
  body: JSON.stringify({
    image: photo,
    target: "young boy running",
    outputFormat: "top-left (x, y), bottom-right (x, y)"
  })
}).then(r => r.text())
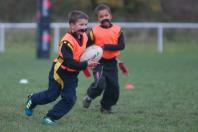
top-left (82, 4), bottom-right (125, 114)
top-left (24, 10), bottom-right (98, 124)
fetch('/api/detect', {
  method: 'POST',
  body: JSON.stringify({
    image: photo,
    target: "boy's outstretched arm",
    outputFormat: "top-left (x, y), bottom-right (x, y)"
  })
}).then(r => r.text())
top-left (103, 32), bottom-right (125, 51)
top-left (61, 43), bottom-right (87, 71)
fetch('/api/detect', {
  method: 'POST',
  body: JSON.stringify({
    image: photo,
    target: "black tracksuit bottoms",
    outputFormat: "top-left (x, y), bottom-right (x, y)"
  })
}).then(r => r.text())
top-left (31, 65), bottom-right (78, 120)
top-left (87, 58), bottom-right (119, 110)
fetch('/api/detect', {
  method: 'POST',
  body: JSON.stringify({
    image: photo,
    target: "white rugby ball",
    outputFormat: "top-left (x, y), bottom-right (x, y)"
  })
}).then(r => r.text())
top-left (80, 45), bottom-right (103, 62)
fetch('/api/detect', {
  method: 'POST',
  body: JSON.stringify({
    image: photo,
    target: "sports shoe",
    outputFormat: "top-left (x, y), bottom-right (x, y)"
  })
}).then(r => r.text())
top-left (100, 107), bottom-right (113, 114)
top-left (41, 116), bottom-right (56, 125)
top-left (82, 95), bottom-right (92, 108)
top-left (24, 94), bottom-right (35, 116)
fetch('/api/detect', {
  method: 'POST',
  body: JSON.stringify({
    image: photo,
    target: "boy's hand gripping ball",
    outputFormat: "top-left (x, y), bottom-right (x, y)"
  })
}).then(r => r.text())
top-left (81, 45), bottom-right (103, 77)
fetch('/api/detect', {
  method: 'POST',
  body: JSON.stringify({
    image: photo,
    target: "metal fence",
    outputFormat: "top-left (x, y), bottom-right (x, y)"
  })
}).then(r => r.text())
top-left (1, 22), bottom-right (198, 53)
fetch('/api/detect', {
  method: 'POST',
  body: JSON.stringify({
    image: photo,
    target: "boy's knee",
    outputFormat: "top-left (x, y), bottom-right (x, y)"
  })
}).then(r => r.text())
top-left (46, 92), bottom-right (59, 102)
top-left (47, 96), bottom-right (57, 102)
top-left (62, 95), bottom-right (76, 106)
top-left (69, 96), bottom-right (77, 105)
top-left (97, 77), bottom-right (106, 90)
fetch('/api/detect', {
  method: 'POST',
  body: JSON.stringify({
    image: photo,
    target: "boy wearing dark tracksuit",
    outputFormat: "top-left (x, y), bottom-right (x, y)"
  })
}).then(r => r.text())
top-left (24, 10), bottom-right (98, 125)
top-left (82, 4), bottom-right (125, 113)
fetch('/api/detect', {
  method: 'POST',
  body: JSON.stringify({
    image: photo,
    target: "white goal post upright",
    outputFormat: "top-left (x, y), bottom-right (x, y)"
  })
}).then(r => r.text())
top-left (158, 25), bottom-right (163, 53)
top-left (0, 24), bottom-right (5, 52)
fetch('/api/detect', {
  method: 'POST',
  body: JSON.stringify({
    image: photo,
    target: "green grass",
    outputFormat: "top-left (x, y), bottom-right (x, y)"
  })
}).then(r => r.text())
top-left (0, 41), bottom-right (198, 132)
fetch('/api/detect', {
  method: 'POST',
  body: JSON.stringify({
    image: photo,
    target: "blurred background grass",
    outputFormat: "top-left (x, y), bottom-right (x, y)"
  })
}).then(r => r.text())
top-left (4, 28), bottom-right (198, 54)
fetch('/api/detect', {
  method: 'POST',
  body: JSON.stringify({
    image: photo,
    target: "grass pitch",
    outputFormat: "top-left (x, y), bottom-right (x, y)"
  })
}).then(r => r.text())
top-left (0, 41), bottom-right (198, 132)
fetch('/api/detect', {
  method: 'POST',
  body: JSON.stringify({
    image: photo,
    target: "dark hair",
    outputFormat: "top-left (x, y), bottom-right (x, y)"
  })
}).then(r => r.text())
top-left (68, 10), bottom-right (89, 24)
top-left (94, 4), bottom-right (112, 16)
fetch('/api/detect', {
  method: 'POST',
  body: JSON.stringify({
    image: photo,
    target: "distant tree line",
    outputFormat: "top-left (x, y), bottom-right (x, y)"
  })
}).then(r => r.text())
top-left (0, 0), bottom-right (198, 22)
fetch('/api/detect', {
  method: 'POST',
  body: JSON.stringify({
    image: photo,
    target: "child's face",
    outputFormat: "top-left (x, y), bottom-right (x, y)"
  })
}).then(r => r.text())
top-left (70, 18), bottom-right (88, 35)
top-left (97, 9), bottom-right (112, 23)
